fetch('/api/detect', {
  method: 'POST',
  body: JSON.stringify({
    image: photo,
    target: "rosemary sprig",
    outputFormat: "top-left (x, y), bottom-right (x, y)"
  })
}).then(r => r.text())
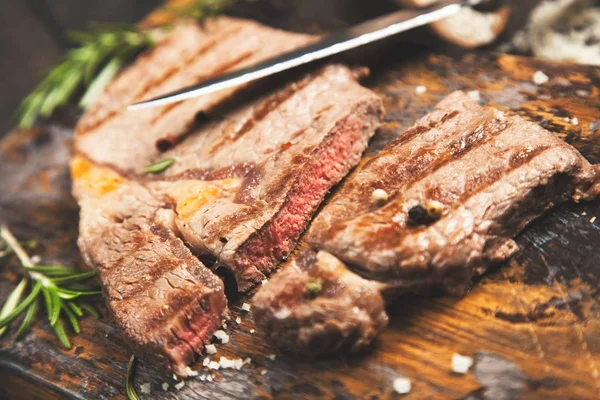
top-left (126, 355), bottom-right (141, 400)
top-left (0, 225), bottom-right (101, 347)
top-left (16, 0), bottom-right (234, 129)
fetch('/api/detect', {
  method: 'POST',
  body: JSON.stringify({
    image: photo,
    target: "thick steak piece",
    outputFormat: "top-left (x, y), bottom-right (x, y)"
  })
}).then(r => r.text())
top-left (254, 91), bottom-right (600, 355)
top-left (71, 157), bottom-right (227, 377)
top-left (71, 17), bottom-right (383, 373)
top-left (253, 249), bottom-right (388, 355)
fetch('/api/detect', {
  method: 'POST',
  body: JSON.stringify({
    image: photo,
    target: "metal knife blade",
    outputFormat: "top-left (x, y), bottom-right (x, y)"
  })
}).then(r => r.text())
top-left (129, 0), bottom-right (482, 110)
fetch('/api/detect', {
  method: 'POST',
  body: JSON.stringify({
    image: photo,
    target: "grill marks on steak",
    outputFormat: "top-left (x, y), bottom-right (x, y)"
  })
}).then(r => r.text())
top-left (71, 158), bottom-right (226, 376)
top-left (74, 17), bottom-right (316, 173)
top-left (71, 18), bottom-right (383, 375)
top-left (254, 91), bottom-right (600, 355)
top-left (145, 65), bottom-right (383, 291)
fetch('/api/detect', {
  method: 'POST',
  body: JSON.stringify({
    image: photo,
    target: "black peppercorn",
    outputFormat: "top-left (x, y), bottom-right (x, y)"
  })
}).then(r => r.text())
top-left (408, 205), bottom-right (428, 225)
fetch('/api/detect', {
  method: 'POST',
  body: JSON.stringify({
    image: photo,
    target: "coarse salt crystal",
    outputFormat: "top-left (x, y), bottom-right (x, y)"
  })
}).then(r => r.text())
top-left (582, 211), bottom-right (587, 216)
top-left (451, 353), bottom-right (474, 374)
top-left (241, 303), bottom-right (251, 312)
top-left (591, 216), bottom-right (597, 224)
top-left (371, 188), bottom-right (388, 205)
top-left (222, 322), bottom-right (227, 329)
top-left (219, 357), bottom-right (236, 369)
top-left (250, 329), bottom-right (255, 334)
top-left (261, 279), bottom-right (268, 285)
top-left (140, 383), bottom-right (151, 394)
top-left (393, 377), bottom-right (411, 394)
top-left (200, 374), bottom-right (206, 381)
top-left (207, 374), bottom-right (214, 382)
top-left (415, 85), bottom-right (427, 95)
top-left (172, 374), bottom-right (177, 380)
top-left (268, 354), bottom-right (276, 360)
top-left (174, 381), bottom-right (185, 391)
top-left (234, 358), bottom-right (244, 370)
top-left (203, 357), bottom-right (211, 366)
top-left (184, 366), bottom-right (198, 377)
top-left (208, 361), bottom-right (220, 370)
top-left (214, 330), bottom-right (229, 344)
top-left (244, 357), bottom-right (252, 365)
top-left (532, 70), bottom-right (549, 85)
top-left (30, 255), bottom-right (41, 264)
top-left (260, 369), bottom-right (267, 375)
top-left (467, 90), bottom-right (480, 102)
top-left (162, 382), bottom-right (169, 391)
top-left (565, 117), bottom-right (571, 123)
top-left (206, 344), bottom-right (217, 355)
top-left (235, 317), bottom-right (242, 324)
top-left (572, 117), bottom-right (579, 125)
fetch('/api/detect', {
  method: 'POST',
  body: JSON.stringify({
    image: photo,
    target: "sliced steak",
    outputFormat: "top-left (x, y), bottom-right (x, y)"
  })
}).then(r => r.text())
top-left (147, 64), bottom-right (383, 291)
top-left (254, 91), bottom-right (600, 354)
top-left (75, 17), bottom-right (316, 172)
top-left (308, 90), bottom-right (600, 291)
top-left (71, 17), bottom-right (383, 372)
top-left (253, 249), bottom-right (388, 355)
top-left (71, 157), bottom-right (227, 377)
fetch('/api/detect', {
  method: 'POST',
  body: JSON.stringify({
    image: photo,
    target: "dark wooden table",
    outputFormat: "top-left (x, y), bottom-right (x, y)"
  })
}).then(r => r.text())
top-left (2, 1), bottom-right (598, 399)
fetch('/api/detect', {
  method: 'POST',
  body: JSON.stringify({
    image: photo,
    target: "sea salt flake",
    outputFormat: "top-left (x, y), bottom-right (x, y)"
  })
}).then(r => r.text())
top-left (214, 330), bottom-right (230, 344)
top-left (235, 317), bottom-right (242, 324)
top-left (393, 377), bottom-right (411, 394)
top-left (241, 303), bottom-right (251, 312)
top-left (260, 369), bottom-right (267, 375)
top-left (140, 383), bottom-right (151, 394)
top-left (184, 366), bottom-right (198, 377)
top-left (249, 329), bottom-right (255, 334)
top-left (207, 374), bottom-right (214, 382)
top-left (208, 361), bottom-right (221, 370)
top-left (30, 255), bottom-right (41, 264)
top-left (532, 70), bottom-right (549, 85)
top-left (206, 344), bottom-right (217, 355)
top-left (451, 353), bottom-right (474, 374)
top-left (261, 279), bottom-right (268, 285)
top-left (268, 354), bottom-right (276, 360)
top-left (590, 216), bottom-right (597, 223)
top-left (203, 357), bottom-right (211, 366)
top-left (415, 85), bottom-right (427, 95)
top-left (174, 381), bottom-right (185, 390)
top-left (162, 382), bottom-right (169, 391)
top-left (219, 356), bottom-right (236, 369)
top-left (572, 117), bottom-right (579, 125)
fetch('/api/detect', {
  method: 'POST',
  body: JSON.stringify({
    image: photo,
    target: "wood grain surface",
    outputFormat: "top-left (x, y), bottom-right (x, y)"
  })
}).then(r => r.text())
top-left (1, 3), bottom-right (600, 400)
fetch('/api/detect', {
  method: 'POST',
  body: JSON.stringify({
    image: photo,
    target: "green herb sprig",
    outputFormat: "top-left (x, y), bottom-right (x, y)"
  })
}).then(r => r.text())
top-left (126, 355), bottom-right (141, 400)
top-left (0, 225), bottom-right (101, 348)
top-left (16, 0), bottom-right (234, 129)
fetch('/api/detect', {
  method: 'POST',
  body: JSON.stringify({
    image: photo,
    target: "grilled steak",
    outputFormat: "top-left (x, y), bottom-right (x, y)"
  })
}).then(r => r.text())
top-left (254, 91), bottom-right (600, 354)
top-left (71, 158), bottom-right (227, 376)
top-left (253, 249), bottom-right (388, 355)
top-left (71, 17), bottom-right (383, 374)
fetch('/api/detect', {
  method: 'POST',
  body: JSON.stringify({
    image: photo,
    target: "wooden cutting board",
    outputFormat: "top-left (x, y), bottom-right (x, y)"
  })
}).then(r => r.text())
top-left (1, 4), bottom-right (599, 400)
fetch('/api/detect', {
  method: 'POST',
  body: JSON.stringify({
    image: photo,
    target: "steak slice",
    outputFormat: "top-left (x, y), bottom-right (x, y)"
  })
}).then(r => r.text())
top-left (308, 90), bottom-right (600, 291)
top-left (253, 249), bottom-right (388, 355)
top-left (254, 91), bottom-right (600, 354)
top-left (71, 157), bottom-right (227, 377)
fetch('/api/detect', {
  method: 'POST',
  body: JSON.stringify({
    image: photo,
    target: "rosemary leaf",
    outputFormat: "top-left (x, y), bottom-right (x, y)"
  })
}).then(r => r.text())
top-left (68, 302), bottom-right (83, 317)
top-left (0, 278), bottom-right (28, 337)
top-left (79, 58), bottom-right (123, 108)
top-left (49, 290), bottom-right (61, 326)
top-left (144, 158), bottom-right (175, 174)
top-left (52, 319), bottom-right (71, 349)
top-left (79, 303), bottom-right (100, 319)
top-left (15, 299), bottom-right (39, 340)
top-left (0, 281), bottom-right (41, 329)
top-left (57, 288), bottom-right (102, 300)
top-left (126, 355), bottom-right (141, 400)
top-left (28, 265), bottom-right (78, 277)
top-left (61, 303), bottom-right (81, 334)
top-left (51, 271), bottom-right (96, 285)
